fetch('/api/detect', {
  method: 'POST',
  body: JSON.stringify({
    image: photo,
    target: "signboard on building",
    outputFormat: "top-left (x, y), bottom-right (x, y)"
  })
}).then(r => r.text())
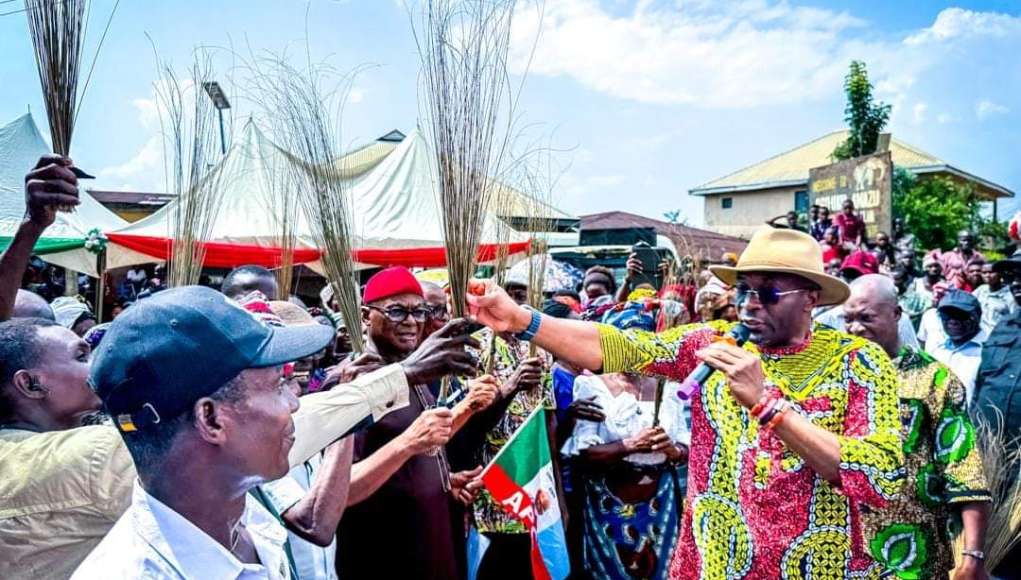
top-left (808, 151), bottom-right (892, 239)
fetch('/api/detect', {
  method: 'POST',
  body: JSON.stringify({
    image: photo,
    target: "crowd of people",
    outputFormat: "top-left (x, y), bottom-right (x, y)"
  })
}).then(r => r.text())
top-left (2, 154), bottom-right (1021, 580)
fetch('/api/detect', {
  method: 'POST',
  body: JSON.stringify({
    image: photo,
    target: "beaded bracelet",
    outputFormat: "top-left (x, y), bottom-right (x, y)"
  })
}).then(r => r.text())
top-left (765, 400), bottom-right (792, 431)
top-left (751, 391), bottom-right (781, 419)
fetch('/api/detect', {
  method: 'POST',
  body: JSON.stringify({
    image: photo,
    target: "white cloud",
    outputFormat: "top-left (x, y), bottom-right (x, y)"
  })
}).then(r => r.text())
top-left (937, 113), bottom-right (957, 125)
top-left (905, 8), bottom-right (1021, 45)
top-left (98, 135), bottom-right (165, 192)
top-left (976, 99), bottom-right (1009, 120)
top-left (509, 1), bottom-right (1021, 116)
top-left (912, 102), bottom-right (928, 124)
top-left (509, 0), bottom-right (866, 108)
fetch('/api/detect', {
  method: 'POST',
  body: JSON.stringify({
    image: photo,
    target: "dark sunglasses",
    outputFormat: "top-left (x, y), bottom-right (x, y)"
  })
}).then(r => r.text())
top-left (368, 305), bottom-right (431, 323)
top-left (734, 284), bottom-right (809, 306)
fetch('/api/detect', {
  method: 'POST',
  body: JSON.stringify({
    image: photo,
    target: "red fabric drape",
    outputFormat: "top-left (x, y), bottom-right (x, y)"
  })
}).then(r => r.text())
top-left (107, 234), bottom-right (530, 269)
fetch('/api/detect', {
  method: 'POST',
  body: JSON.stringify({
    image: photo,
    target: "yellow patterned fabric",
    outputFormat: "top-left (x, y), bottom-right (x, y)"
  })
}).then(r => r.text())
top-left (860, 347), bottom-right (990, 579)
top-left (469, 329), bottom-right (555, 534)
top-left (598, 321), bottom-right (905, 579)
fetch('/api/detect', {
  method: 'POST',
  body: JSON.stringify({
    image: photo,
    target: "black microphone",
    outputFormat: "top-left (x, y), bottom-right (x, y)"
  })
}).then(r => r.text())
top-left (676, 323), bottom-right (750, 400)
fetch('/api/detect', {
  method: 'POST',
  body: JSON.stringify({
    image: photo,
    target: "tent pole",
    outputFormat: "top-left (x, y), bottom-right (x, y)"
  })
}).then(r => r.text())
top-left (95, 251), bottom-right (107, 323)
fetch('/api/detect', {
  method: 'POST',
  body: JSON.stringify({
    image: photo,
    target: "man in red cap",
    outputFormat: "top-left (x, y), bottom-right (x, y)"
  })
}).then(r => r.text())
top-left (338, 267), bottom-right (499, 580)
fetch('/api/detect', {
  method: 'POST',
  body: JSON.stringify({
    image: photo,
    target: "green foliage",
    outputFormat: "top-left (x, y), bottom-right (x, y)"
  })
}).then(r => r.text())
top-left (833, 61), bottom-right (891, 161)
top-left (892, 169), bottom-right (1006, 252)
top-left (663, 209), bottom-right (681, 224)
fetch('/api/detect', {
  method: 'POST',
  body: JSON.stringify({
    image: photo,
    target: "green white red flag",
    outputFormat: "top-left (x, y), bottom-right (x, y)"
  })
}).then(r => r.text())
top-left (480, 407), bottom-right (570, 580)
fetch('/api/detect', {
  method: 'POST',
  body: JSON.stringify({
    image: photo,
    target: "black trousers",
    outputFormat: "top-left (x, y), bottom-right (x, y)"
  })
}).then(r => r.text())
top-left (477, 532), bottom-right (534, 580)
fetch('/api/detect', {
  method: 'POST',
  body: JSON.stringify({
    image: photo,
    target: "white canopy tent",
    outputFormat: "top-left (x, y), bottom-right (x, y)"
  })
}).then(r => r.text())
top-left (0, 113), bottom-right (128, 277)
top-left (106, 120), bottom-right (528, 270)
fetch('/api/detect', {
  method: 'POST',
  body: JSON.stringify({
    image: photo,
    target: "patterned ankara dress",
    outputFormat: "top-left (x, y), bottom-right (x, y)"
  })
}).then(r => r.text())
top-left (598, 320), bottom-right (905, 580)
top-left (861, 347), bottom-right (989, 579)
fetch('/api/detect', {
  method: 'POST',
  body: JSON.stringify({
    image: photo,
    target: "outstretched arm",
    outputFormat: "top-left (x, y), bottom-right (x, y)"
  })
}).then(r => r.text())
top-left (0, 156), bottom-right (80, 320)
top-left (468, 280), bottom-right (605, 370)
top-left (280, 439), bottom-right (354, 546)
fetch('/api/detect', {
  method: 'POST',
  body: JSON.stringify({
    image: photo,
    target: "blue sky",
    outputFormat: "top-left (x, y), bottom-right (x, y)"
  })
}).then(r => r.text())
top-left (1, 0), bottom-right (1019, 226)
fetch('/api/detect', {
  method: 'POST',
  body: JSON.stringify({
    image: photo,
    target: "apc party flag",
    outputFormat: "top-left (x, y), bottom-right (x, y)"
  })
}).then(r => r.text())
top-left (480, 408), bottom-right (569, 580)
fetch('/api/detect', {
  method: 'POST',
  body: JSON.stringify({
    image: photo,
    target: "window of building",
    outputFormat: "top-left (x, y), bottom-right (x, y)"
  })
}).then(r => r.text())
top-left (794, 190), bottom-right (809, 214)
top-left (721, 197), bottom-right (733, 209)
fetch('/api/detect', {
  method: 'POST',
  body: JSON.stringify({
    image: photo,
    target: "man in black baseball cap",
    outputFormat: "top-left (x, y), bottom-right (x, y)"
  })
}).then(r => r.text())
top-left (72, 286), bottom-right (479, 578)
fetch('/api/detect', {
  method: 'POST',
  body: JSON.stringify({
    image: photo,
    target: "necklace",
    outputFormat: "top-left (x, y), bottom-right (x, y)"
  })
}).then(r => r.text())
top-left (229, 518), bottom-right (245, 553)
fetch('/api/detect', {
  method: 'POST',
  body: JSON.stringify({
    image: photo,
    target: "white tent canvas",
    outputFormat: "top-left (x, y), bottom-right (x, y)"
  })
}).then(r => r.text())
top-left (107, 120), bottom-right (526, 269)
top-left (0, 113), bottom-right (128, 276)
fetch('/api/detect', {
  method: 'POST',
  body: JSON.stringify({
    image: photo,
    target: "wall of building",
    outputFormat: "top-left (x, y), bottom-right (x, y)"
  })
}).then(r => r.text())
top-left (702, 186), bottom-right (800, 238)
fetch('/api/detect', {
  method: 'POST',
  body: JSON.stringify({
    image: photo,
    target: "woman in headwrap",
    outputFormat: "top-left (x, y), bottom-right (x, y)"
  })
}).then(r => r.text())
top-left (561, 306), bottom-right (689, 580)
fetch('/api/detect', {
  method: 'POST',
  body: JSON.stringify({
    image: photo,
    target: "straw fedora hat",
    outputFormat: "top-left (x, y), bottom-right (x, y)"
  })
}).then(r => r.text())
top-left (709, 227), bottom-right (850, 306)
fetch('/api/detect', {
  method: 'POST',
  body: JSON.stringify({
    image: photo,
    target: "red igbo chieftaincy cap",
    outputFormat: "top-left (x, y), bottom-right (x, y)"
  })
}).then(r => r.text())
top-left (363, 266), bottom-right (424, 304)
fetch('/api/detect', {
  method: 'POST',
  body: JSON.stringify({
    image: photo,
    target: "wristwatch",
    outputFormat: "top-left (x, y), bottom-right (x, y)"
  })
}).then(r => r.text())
top-left (961, 549), bottom-right (985, 561)
top-left (514, 307), bottom-right (542, 342)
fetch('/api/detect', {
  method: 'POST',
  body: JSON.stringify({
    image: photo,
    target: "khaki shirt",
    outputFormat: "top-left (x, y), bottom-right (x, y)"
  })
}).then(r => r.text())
top-left (0, 364), bottom-right (409, 580)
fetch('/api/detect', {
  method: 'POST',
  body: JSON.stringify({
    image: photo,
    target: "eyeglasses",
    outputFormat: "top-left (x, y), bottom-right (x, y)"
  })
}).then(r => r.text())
top-left (367, 305), bottom-right (431, 323)
top-left (734, 285), bottom-right (810, 306)
top-left (425, 304), bottom-right (450, 321)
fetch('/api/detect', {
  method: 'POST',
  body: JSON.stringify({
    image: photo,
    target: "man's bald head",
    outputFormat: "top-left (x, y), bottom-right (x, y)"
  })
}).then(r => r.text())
top-left (849, 274), bottom-right (899, 308)
top-left (13, 290), bottom-right (55, 321)
top-left (221, 265), bottom-right (279, 300)
top-left (843, 274), bottom-right (901, 357)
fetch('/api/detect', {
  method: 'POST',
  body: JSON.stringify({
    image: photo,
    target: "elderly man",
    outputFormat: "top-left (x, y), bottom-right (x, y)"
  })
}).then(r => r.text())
top-left (843, 274), bottom-right (990, 579)
top-left (338, 267), bottom-right (498, 580)
top-left (469, 228), bottom-right (905, 578)
top-left (927, 290), bottom-right (987, 402)
top-left (941, 230), bottom-right (985, 290)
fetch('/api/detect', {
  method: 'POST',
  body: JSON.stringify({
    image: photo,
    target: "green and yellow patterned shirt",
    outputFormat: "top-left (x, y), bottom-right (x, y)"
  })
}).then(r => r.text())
top-left (861, 346), bottom-right (990, 579)
top-left (470, 329), bottom-right (555, 534)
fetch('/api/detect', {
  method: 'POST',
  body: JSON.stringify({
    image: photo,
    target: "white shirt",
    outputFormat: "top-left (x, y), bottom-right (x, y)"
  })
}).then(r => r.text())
top-left (72, 482), bottom-right (291, 579)
top-left (917, 308), bottom-right (946, 352)
top-left (927, 329), bottom-right (987, 403)
top-left (814, 307), bottom-right (921, 351)
top-left (260, 456), bottom-right (337, 580)
top-left (562, 374), bottom-right (690, 464)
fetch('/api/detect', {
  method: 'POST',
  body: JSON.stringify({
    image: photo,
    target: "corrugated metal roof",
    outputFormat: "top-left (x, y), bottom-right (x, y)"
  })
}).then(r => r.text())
top-left (689, 130), bottom-right (1013, 199)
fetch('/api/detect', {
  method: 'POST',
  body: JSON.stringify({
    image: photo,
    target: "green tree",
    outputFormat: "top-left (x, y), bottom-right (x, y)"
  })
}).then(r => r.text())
top-left (892, 168), bottom-right (1005, 251)
top-left (833, 61), bottom-right (891, 160)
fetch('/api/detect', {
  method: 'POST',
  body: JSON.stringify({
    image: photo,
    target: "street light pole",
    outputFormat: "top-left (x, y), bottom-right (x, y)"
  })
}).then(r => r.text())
top-left (202, 81), bottom-right (232, 155)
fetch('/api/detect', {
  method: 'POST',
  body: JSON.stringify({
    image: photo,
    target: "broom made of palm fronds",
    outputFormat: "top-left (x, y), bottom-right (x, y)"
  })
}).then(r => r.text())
top-left (254, 57), bottom-right (364, 353)
top-left (483, 184), bottom-right (518, 374)
top-left (416, 0), bottom-right (522, 402)
top-left (153, 56), bottom-right (227, 288)
top-left (271, 150), bottom-right (300, 297)
top-left (25, 0), bottom-right (120, 211)
top-left (953, 412), bottom-right (1021, 573)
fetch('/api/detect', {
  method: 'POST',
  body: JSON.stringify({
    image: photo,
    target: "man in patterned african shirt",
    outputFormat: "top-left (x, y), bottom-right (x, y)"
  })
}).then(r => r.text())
top-left (467, 228), bottom-right (906, 579)
top-left (844, 275), bottom-right (990, 580)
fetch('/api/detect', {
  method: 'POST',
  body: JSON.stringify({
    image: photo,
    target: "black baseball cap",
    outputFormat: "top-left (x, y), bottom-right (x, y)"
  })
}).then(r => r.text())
top-left (90, 286), bottom-right (333, 432)
top-left (937, 288), bottom-right (981, 317)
